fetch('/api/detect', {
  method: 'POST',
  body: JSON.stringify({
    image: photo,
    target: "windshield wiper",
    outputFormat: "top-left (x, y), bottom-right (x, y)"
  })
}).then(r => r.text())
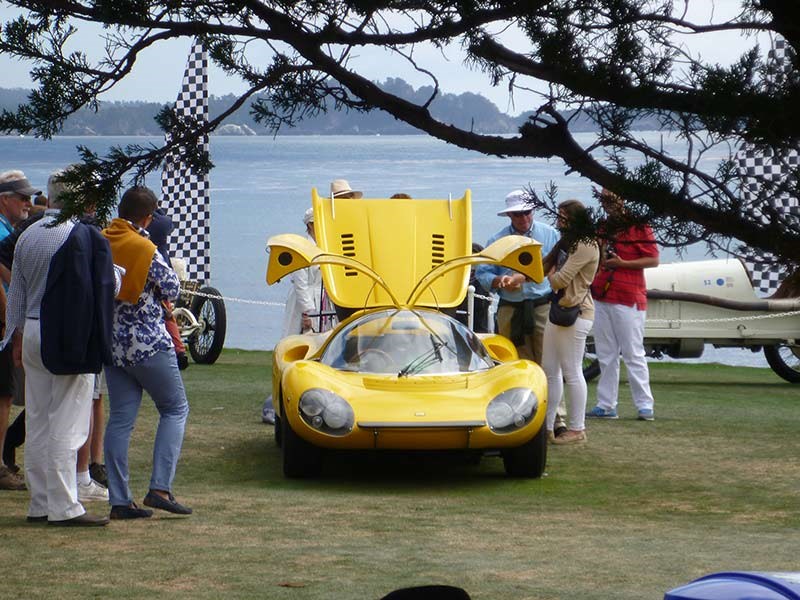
top-left (398, 334), bottom-right (446, 378)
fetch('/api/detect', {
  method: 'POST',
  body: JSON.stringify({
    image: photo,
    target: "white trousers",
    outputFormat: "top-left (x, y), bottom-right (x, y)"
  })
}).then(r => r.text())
top-left (542, 317), bottom-right (593, 432)
top-left (593, 301), bottom-right (654, 411)
top-left (23, 319), bottom-right (93, 520)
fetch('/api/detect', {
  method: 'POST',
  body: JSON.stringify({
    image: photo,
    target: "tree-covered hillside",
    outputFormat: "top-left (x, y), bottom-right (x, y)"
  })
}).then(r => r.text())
top-left (0, 79), bottom-right (662, 136)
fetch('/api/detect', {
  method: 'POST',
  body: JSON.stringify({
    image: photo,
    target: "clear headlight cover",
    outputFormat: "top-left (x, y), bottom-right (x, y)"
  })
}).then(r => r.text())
top-left (486, 388), bottom-right (538, 433)
top-left (299, 389), bottom-right (355, 436)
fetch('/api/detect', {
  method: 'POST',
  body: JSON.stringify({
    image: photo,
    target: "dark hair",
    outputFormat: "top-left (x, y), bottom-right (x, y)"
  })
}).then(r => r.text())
top-left (542, 199), bottom-right (593, 271)
top-left (118, 186), bottom-right (158, 222)
top-left (557, 198), bottom-right (587, 222)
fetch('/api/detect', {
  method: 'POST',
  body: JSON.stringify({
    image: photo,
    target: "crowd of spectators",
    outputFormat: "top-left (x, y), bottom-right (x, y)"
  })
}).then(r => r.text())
top-left (2, 169), bottom-right (660, 523)
top-left (0, 169), bottom-right (192, 526)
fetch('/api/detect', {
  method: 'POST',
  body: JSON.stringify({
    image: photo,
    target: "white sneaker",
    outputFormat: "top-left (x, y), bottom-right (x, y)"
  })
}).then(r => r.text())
top-left (78, 479), bottom-right (109, 502)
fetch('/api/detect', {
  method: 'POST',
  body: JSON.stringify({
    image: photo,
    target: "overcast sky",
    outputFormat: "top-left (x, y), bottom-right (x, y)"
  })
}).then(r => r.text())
top-left (0, 1), bottom-right (766, 114)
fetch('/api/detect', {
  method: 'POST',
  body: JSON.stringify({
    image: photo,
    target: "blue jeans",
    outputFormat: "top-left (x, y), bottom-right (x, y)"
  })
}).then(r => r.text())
top-left (104, 350), bottom-right (189, 507)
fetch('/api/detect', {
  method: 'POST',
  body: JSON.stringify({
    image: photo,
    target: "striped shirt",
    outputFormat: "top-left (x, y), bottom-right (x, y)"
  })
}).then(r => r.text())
top-left (5, 211), bottom-right (75, 336)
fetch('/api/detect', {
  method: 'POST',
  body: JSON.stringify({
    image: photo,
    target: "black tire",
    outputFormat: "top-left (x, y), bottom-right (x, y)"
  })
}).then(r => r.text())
top-left (274, 414), bottom-right (283, 447)
top-left (502, 426), bottom-right (547, 478)
top-left (188, 286), bottom-right (227, 364)
top-left (281, 404), bottom-right (323, 478)
top-left (583, 337), bottom-right (600, 382)
top-left (764, 343), bottom-right (800, 383)
top-left (274, 391), bottom-right (283, 448)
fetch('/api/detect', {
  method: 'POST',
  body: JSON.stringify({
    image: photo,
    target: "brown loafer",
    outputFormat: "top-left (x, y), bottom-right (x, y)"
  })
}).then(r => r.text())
top-left (552, 429), bottom-right (587, 445)
top-left (0, 465), bottom-right (26, 490)
top-left (48, 513), bottom-right (110, 527)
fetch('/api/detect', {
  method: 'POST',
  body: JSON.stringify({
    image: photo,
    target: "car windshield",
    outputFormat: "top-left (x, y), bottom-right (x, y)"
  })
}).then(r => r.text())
top-left (320, 308), bottom-right (494, 375)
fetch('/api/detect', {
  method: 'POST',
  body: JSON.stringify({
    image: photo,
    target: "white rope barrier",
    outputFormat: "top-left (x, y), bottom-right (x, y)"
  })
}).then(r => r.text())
top-left (645, 310), bottom-right (800, 325)
top-left (182, 287), bottom-right (496, 310)
top-left (181, 287), bottom-right (284, 307)
top-left (182, 288), bottom-right (800, 326)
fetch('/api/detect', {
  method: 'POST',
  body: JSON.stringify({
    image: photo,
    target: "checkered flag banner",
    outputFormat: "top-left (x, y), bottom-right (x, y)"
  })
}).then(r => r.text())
top-left (736, 37), bottom-right (799, 296)
top-left (161, 38), bottom-right (211, 285)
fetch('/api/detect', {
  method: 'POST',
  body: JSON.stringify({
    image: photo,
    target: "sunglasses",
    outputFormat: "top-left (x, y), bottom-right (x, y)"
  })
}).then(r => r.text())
top-left (509, 210), bottom-right (532, 217)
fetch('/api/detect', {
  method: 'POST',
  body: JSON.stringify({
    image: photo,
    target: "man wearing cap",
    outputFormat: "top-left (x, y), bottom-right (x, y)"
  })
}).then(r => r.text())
top-left (477, 190), bottom-right (561, 364)
top-left (0, 170), bottom-right (35, 490)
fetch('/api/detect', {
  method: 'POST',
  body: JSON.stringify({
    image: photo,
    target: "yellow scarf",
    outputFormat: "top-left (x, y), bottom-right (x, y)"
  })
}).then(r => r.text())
top-left (102, 218), bottom-right (157, 303)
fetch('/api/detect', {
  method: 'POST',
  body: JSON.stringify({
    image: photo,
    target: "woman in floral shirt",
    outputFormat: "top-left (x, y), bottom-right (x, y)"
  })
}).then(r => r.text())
top-left (102, 186), bottom-right (191, 520)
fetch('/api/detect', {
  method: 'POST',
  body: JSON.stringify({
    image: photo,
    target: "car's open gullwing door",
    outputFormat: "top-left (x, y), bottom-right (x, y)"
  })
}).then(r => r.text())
top-left (266, 190), bottom-right (544, 311)
top-left (310, 189), bottom-right (472, 309)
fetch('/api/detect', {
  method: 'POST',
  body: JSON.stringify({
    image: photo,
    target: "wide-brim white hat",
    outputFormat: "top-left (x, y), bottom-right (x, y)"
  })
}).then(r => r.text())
top-left (330, 179), bottom-right (363, 199)
top-left (497, 189), bottom-right (532, 215)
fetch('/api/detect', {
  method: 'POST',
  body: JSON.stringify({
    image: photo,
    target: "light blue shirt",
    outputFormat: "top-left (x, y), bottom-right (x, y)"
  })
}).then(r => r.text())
top-left (475, 221), bottom-right (560, 302)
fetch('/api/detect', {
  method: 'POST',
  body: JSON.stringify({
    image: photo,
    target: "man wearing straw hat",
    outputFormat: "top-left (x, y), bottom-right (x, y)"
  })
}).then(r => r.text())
top-left (328, 179), bottom-right (363, 322)
top-left (329, 179), bottom-right (362, 199)
top-left (477, 190), bottom-right (560, 363)
top-left (476, 190), bottom-right (567, 434)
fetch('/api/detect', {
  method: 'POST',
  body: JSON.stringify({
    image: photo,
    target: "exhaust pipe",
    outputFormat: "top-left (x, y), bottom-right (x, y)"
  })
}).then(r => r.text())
top-left (647, 289), bottom-right (800, 312)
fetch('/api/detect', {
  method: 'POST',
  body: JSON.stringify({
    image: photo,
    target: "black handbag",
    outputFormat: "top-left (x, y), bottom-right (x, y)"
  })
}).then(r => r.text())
top-left (548, 290), bottom-right (587, 327)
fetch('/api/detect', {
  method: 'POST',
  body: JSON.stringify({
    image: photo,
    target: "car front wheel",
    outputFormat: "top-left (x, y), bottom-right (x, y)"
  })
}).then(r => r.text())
top-left (501, 426), bottom-right (547, 478)
top-left (281, 406), bottom-right (323, 478)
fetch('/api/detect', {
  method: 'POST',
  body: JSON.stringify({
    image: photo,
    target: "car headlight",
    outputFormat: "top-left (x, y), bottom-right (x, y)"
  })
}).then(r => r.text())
top-left (486, 388), bottom-right (538, 433)
top-left (299, 389), bottom-right (355, 436)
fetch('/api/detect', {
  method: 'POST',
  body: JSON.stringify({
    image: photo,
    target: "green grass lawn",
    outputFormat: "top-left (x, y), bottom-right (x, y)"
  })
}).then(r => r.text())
top-left (1, 351), bottom-right (798, 599)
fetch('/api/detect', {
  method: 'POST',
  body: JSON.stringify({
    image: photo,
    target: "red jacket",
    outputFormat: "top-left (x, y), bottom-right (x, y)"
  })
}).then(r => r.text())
top-left (591, 225), bottom-right (658, 310)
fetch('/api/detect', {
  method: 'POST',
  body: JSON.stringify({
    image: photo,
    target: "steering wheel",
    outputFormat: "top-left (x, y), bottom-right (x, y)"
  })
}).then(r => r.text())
top-left (356, 348), bottom-right (396, 371)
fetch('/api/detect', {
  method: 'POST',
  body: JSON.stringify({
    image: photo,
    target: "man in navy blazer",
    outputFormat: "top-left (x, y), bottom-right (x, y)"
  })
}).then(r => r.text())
top-left (3, 170), bottom-right (116, 526)
top-left (40, 221), bottom-right (116, 374)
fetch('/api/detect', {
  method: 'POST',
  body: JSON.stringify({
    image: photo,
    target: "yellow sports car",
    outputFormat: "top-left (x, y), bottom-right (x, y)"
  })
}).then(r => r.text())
top-left (266, 190), bottom-right (548, 478)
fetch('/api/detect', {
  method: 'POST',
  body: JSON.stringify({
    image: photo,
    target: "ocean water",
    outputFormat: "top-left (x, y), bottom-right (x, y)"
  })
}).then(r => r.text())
top-left (0, 133), bottom-right (770, 368)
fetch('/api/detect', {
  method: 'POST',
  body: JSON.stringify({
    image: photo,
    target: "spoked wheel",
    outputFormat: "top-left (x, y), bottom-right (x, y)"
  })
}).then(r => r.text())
top-left (764, 343), bottom-right (800, 383)
top-left (188, 286), bottom-right (227, 364)
top-left (501, 426), bottom-right (547, 478)
top-left (173, 307), bottom-right (197, 340)
top-left (583, 336), bottom-right (600, 382)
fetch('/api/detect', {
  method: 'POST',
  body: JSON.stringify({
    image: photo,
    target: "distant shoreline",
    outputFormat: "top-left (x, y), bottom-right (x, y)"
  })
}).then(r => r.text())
top-left (1, 81), bottom-right (668, 137)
